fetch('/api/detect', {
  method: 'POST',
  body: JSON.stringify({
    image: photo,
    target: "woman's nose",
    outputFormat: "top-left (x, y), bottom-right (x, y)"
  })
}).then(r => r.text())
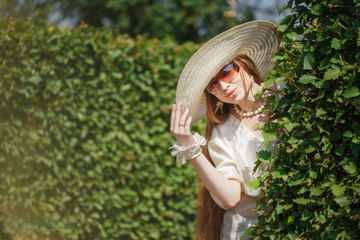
top-left (218, 80), bottom-right (230, 91)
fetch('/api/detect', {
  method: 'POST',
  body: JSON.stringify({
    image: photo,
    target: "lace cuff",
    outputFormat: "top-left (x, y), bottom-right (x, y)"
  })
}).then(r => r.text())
top-left (169, 133), bottom-right (206, 164)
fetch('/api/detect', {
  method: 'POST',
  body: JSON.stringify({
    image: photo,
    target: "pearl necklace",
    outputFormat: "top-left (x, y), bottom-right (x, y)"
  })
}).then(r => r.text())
top-left (234, 90), bottom-right (271, 118)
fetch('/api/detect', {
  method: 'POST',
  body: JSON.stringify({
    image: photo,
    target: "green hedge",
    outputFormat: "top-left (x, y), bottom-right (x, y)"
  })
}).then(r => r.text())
top-left (249, 1), bottom-right (360, 239)
top-left (0, 18), bottom-right (204, 239)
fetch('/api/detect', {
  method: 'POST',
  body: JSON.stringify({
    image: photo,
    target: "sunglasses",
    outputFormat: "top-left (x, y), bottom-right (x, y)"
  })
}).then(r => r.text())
top-left (206, 62), bottom-right (240, 93)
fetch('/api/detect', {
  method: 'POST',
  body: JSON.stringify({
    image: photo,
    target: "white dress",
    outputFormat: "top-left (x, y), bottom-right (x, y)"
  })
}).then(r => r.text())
top-left (208, 114), bottom-right (275, 240)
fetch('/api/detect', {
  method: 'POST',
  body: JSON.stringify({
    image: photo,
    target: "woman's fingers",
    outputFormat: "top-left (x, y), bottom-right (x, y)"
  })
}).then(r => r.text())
top-left (170, 103), bottom-right (192, 135)
top-left (179, 108), bottom-right (189, 127)
top-left (185, 116), bottom-right (192, 134)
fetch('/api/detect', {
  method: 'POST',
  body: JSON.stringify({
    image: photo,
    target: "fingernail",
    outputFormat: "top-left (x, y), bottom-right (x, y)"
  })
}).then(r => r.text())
top-left (185, 108), bottom-right (189, 112)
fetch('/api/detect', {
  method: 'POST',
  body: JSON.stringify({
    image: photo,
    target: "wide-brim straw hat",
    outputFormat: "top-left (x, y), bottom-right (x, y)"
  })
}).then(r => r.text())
top-left (176, 20), bottom-right (280, 124)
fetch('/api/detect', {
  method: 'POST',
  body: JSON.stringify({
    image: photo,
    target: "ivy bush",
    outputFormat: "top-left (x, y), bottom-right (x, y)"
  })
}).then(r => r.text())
top-left (0, 18), bottom-right (204, 239)
top-left (249, 0), bottom-right (360, 239)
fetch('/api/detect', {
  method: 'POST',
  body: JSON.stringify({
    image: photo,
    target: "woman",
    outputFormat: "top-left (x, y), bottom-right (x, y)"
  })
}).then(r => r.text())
top-left (169, 21), bottom-right (279, 240)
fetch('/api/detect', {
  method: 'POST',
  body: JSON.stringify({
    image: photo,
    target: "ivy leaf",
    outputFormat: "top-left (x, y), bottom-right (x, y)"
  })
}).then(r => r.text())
top-left (272, 169), bottom-right (287, 179)
top-left (342, 86), bottom-right (360, 98)
top-left (339, 157), bottom-right (357, 175)
top-left (324, 67), bottom-right (341, 80)
top-left (277, 24), bottom-right (288, 32)
top-left (248, 178), bottom-right (260, 190)
top-left (331, 184), bottom-right (346, 196)
top-left (298, 74), bottom-right (316, 84)
top-left (262, 131), bottom-right (277, 147)
top-left (316, 107), bottom-right (327, 117)
top-left (293, 197), bottom-right (310, 205)
top-left (286, 31), bottom-right (300, 41)
top-left (303, 54), bottom-right (315, 70)
top-left (311, 187), bottom-right (324, 196)
top-left (257, 150), bottom-right (271, 163)
top-left (331, 38), bottom-right (341, 50)
top-left (284, 121), bottom-right (300, 131)
top-left (284, 215), bottom-right (294, 226)
top-left (334, 196), bottom-right (351, 207)
top-left (275, 77), bottom-right (287, 85)
top-left (335, 143), bottom-right (346, 157)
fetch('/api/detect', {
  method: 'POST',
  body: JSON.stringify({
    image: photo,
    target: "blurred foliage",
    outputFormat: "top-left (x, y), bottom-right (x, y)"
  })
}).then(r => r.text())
top-left (247, 0), bottom-right (360, 239)
top-left (0, 0), bottom-right (289, 44)
top-left (0, 0), bottom-right (239, 43)
top-left (0, 0), bottom-right (56, 22)
top-left (0, 17), bottom-right (206, 239)
top-left (56, 0), bottom-right (238, 43)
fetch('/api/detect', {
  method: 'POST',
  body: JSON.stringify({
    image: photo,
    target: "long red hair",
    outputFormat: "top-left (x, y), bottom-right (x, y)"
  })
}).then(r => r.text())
top-left (195, 54), bottom-right (264, 240)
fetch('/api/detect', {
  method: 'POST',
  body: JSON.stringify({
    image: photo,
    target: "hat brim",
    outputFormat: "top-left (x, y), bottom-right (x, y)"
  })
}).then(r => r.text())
top-left (176, 20), bottom-right (280, 124)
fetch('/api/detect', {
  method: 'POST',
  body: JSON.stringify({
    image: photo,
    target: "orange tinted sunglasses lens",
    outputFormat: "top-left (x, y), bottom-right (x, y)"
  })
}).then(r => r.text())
top-left (206, 62), bottom-right (239, 92)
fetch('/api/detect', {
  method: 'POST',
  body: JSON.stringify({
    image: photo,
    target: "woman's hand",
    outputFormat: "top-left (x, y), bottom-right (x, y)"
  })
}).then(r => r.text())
top-left (170, 104), bottom-right (196, 147)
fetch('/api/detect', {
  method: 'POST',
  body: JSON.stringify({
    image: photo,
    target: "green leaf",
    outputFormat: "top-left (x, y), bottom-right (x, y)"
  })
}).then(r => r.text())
top-left (112, 72), bottom-right (123, 79)
top-left (310, 4), bottom-right (322, 14)
top-left (275, 77), bottom-right (287, 85)
top-left (298, 74), bottom-right (316, 84)
top-left (313, 79), bottom-right (329, 89)
top-left (301, 211), bottom-right (314, 221)
top-left (335, 143), bottom-right (346, 157)
top-left (334, 196), bottom-right (351, 207)
top-left (311, 187), bottom-right (324, 196)
top-left (339, 157), bottom-right (357, 175)
top-left (262, 131), bottom-right (277, 147)
top-left (277, 24), bottom-right (288, 32)
top-left (288, 178), bottom-right (305, 186)
top-left (272, 170), bottom-right (287, 179)
top-left (342, 86), bottom-right (360, 98)
top-left (316, 107), bottom-right (327, 117)
top-left (331, 184), bottom-right (346, 196)
top-left (248, 178), bottom-right (260, 190)
top-left (309, 171), bottom-right (318, 179)
top-left (258, 150), bottom-right (271, 163)
top-left (293, 197), bottom-right (310, 205)
top-left (303, 54), bottom-right (315, 70)
top-left (284, 215), bottom-right (294, 226)
top-left (283, 120), bottom-right (300, 131)
top-left (324, 68), bottom-right (341, 80)
top-left (343, 131), bottom-right (353, 138)
top-left (331, 38), bottom-right (341, 50)
top-left (286, 31), bottom-right (300, 41)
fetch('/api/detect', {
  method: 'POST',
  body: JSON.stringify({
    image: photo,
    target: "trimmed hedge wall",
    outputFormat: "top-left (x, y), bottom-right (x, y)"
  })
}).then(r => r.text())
top-left (0, 18), bottom-right (204, 239)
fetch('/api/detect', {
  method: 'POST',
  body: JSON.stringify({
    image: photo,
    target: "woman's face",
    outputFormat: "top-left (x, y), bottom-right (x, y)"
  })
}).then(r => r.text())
top-left (206, 62), bottom-right (253, 105)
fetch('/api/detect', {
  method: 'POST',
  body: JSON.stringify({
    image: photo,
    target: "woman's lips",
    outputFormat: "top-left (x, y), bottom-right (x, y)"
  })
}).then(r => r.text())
top-left (226, 87), bottom-right (238, 98)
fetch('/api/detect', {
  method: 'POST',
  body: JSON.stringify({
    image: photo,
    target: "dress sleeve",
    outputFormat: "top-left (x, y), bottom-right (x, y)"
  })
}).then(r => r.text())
top-left (207, 136), bottom-right (242, 209)
top-left (208, 136), bottom-right (242, 182)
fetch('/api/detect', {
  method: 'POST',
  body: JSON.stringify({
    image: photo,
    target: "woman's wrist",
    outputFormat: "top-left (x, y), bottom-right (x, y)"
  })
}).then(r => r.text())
top-left (177, 135), bottom-right (197, 147)
top-left (169, 133), bottom-right (206, 165)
